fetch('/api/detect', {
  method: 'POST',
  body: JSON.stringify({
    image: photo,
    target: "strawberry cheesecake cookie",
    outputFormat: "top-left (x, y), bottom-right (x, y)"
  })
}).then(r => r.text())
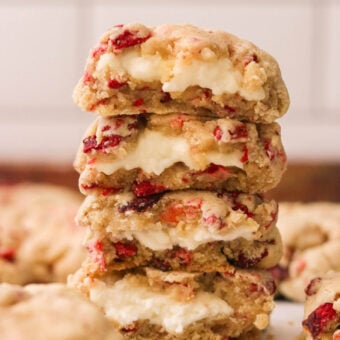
top-left (271, 202), bottom-right (340, 302)
top-left (69, 266), bottom-right (276, 339)
top-left (302, 272), bottom-right (340, 340)
top-left (75, 114), bottom-right (286, 196)
top-left (0, 283), bottom-right (122, 340)
top-left (77, 190), bottom-right (282, 273)
top-left (73, 23), bottom-right (289, 123)
top-left (0, 183), bottom-right (85, 284)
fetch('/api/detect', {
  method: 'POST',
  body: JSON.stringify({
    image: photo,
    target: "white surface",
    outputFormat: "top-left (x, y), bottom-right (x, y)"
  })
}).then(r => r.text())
top-left (265, 301), bottom-right (304, 340)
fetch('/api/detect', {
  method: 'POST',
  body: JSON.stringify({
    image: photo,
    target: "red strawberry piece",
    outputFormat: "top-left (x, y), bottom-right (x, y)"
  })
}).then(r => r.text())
top-left (160, 91), bottom-right (171, 103)
top-left (86, 240), bottom-right (106, 271)
top-left (230, 248), bottom-right (268, 268)
top-left (302, 303), bottom-right (337, 338)
top-left (170, 247), bottom-right (193, 265)
top-left (263, 277), bottom-right (277, 295)
top-left (148, 258), bottom-right (171, 271)
top-left (243, 54), bottom-right (258, 66)
top-left (101, 125), bottom-right (111, 132)
top-left (170, 116), bottom-right (184, 129)
top-left (224, 105), bottom-right (236, 113)
top-left (107, 79), bottom-right (126, 89)
top-left (240, 146), bottom-right (248, 163)
top-left (87, 158), bottom-right (97, 165)
top-left (213, 126), bottom-right (223, 141)
top-left (133, 98), bottom-right (144, 107)
top-left (97, 134), bottom-right (122, 150)
top-left (160, 202), bottom-right (200, 224)
top-left (195, 164), bottom-right (231, 179)
top-left (114, 242), bottom-right (137, 258)
top-left (268, 264), bottom-right (289, 282)
top-left (92, 44), bottom-right (107, 58)
top-left (232, 202), bottom-right (255, 218)
top-left (264, 139), bottom-right (275, 161)
top-left (101, 188), bottom-right (119, 196)
top-left (83, 136), bottom-right (98, 153)
top-left (305, 277), bottom-right (322, 296)
top-left (122, 325), bottom-right (138, 333)
top-left (118, 194), bottom-right (163, 213)
top-left (111, 30), bottom-right (151, 49)
top-left (203, 214), bottom-right (225, 229)
top-left (83, 72), bottom-right (93, 84)
top-left (0, 248), bottom-right (16, 262)
top-left (229, 124), bottom-right (248, 140)
top-left (132, 181), bottom-right (166, 197)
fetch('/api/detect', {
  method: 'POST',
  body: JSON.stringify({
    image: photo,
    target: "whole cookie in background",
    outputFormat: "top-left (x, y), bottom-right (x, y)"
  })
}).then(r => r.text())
top-left (302, 272), bottom-right (340, 340)
top-left (0, 283), bottom-right (122, 340)
top-left (0, 183), bottom-right (86, 284)
top-left (272, 202), bottom-right (340, 302)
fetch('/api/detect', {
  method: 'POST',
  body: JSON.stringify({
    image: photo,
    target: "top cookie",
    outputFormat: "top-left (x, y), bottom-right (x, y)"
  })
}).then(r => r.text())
top-left (73, 23), bottom-right (289, 123)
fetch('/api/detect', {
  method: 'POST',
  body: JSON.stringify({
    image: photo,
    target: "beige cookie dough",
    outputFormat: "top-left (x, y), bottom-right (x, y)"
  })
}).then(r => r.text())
top-left (274, 202), bottom-right (340, 302)
top-left (73, 23), bottom-right (289, 123)
top-left (0, 283), bottom-right (122, 340)
top-left (0, 183), bottom-right (86, 284)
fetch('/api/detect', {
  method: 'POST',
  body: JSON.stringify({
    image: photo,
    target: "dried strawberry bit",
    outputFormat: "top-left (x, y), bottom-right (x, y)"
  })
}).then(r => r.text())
top-left (87, 158), bottom-right (97, 165)
top-left (107, 79), bottom-right (127, 89)
top-left (264, 209), bottom-right (278, 229)
top-left (240, 146), bottom-right (248, 163)
top-left (86, 240), bottom-right (106, 271)
top-left (264, 139), bottom-right (275, 161)
top-left (118, 193), bottom-right (163, 213)
top-left (229, 124), bottom-right (248, 140)
top-left (232, 202), bottom-right (255, 218)
top-left (122, 325), bottom-right (138, 333)
top-left (133, 98), bottom-right (144, 107)
top-left (170, 247), bottom-right (193, 265)
top-left (224, 105), bottom-right (236, 113)
top-left (264, 277), bottom-right (277, 295)
top-left (81, 183), bottom-right (99, 190)
top-left (132, 181), bottom-right (166, 197)
top-left (244, 53), bottom-right (259, 66)
top-left (97, 134), bottom-right (123, 150)
top-left (111, 30), bottom-right (151, 50)
top-left (213, 126), bottom-right (223, 141)
top-left (230, 248), bottom-right (268, 268)
top-left (302, 303), bottom-right (337, 338)
top-left (101, 188), bottom-right (119, 196)
top-left (148, 258), bottom-right (171, 272)
top-left (101, 125), bottom-right (111, 132)
top-left (170, 116), bottom-right (185, 129)
top-left (203, 89), bottom-right (212, 98)
top-left (83, 136), bottom-right (98, 153)
top-left (305, 277), bottom-right (322, 296)
top-left (160, 91), bottom-right (171, 103)
top-left (196, 164), bottom-right (231, 179)
top-left (114, 242), bottom-right (137, 258)
top-left (160, 202), bottom-right (201, 224)
top-left (0, 248), bottom-right (16, 262)
top-left (268, 265), bottom-right (289, 283)
top-left (83, 72), bottom-right (93, 84)
top-left (92, 44), bottom-right (107, 58)
top-left (203, 214), bottom-right (225, 229)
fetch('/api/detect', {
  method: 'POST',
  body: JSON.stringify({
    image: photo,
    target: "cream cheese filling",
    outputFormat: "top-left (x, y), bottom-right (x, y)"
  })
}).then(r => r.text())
top-left (89, 276), bottom-right (233, 334)
top-left (95, 51), bottom-right (266, 101)
top-left (94, 129), bottom-right (243, 176)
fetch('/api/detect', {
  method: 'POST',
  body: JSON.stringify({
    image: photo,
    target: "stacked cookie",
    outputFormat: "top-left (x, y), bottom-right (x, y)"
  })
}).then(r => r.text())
top-left (69, 23), bottom-right (289, 339)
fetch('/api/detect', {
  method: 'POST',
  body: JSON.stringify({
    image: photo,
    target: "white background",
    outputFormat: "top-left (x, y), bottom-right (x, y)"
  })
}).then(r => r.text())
top-left (0, 0), bottom-right (339, 163)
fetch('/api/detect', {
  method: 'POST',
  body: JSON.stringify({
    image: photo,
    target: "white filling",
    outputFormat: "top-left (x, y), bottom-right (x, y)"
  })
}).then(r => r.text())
top-left (122, 222), bottom-right (257, 251)
top-left (95, 51), bottom-right (265, 100)
top-left (89, 276), bottom-right (233, 334)
top-left (94, 129), bottom-right (243, 176)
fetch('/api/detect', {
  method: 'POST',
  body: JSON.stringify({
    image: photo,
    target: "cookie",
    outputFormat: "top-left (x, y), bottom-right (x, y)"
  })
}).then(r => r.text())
top-left (0, 183), bottom-right (86, 284)
top-left (272, 202), bottom-right (340, 302)
top-left (73, 23), bottom-right (289, 123)
top-left (0, 283), bottom-right (122, 340)
top-left (75, 114), bottom-right (286, 195)
top-left (302, 272), bottom-right (340, 340)
top-left (77, 190), bottom-right (281, 273)
top-left (69, 266), bottom-right (276, 339)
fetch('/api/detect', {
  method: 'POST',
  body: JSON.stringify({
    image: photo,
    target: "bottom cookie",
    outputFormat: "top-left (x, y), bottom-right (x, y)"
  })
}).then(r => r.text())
top-left (69, 266), bottom-right (276, 339)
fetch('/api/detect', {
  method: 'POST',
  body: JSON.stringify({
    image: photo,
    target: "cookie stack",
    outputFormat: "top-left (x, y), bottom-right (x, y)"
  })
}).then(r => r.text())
top-left (69, 23), bottom-right (289, 339)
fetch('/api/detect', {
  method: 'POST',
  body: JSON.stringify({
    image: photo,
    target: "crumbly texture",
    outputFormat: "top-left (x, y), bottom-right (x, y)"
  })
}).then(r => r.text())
top-left (77, 190), bottom-right (281, 273)
top-left (0, 183), bottom-right (86, 284)
top-left (302, 272), bottom-right (340, 340)
top-left (69, 267), bottom-right (276, 339)
top-left (73, 23), bottom-right (289, 123)
top-left (272, 202), bottom-right (340, 302)
top-left (0, 283), bottom-right (123, 340)
top-left (75, 114), bottom-right (286, 195)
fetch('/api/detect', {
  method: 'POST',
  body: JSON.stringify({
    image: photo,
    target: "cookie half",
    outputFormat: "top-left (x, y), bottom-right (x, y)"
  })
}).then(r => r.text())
top-left (302, 272), bottom-right (340, 340)
top-left (69, 267), bottom-right (276, 339)
top-left (75, 114), bottom-right (286, 195)
top-left (73, 23), bottom-right (289, 123)
top-left (77, 191), bottom-right (281, 273)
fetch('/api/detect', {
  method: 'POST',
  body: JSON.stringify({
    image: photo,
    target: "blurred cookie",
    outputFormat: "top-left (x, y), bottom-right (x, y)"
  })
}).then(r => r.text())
top-left (0, 183), bottom-right (85, 284)
top-left (0, 283), bottom-right (122, 340)
top-left (73, 23), bottom-right (289, 123)
top-left (272, 202), bottom-right (340, 302)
